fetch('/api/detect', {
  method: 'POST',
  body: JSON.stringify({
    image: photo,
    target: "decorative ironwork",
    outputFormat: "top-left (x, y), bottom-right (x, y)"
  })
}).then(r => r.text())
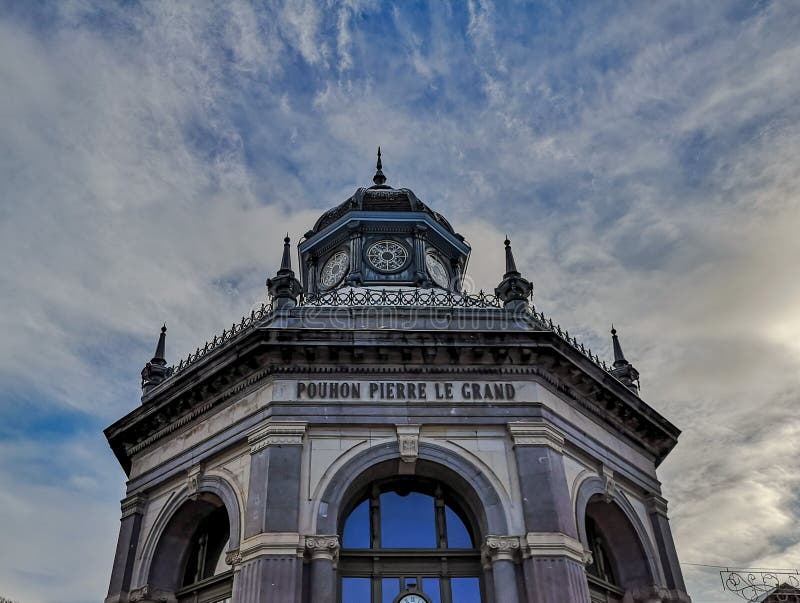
top-left (300, 287), bottom-right (503, 309)
top-left (163, 288), bottom-right (613, 384)
top-left (720, 568), bottom-right (800, 601)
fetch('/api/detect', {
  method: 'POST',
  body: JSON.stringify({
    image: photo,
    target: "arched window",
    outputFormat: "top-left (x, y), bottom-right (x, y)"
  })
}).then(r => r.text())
top-left (338, 478), bottom-right (484, 603)
top-left (585, 514), bottom-right (623, 603)
top-left (584, 495), bottom-right (652, 603)
top-left (150, 494), bottom-right (234, 603)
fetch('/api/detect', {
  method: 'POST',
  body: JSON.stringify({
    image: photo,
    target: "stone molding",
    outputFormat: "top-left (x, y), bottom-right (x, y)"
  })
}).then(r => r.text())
top-left (129, 586), bottom-right (176, 603)
top-left (646, 494), bottom-right (670, 517)
top-left (239, 531), bottom-right (305, 561)
top-left (304, 535), bottom-right (341, 562)
top-left (482, 535), bottom-right (522, 563)
top-left (507, 421), bottom-right (565, 452)
top-left (522, 532), bottom-right (585, 563)
top-left (120, 493), bottom-right (148, 519)
top-left (248, 421), bottom-right (307, 454)
top-left (396, 424), bottom-right (421, 463)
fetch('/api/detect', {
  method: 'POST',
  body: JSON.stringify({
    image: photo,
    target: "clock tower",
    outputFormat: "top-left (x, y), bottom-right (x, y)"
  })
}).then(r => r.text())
top-left (105, 151), bottom-right (692, 603)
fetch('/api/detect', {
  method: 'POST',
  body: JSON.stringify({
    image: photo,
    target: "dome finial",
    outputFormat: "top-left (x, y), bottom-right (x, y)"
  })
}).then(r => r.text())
top-left (373, 146), bottom-right (387, 186)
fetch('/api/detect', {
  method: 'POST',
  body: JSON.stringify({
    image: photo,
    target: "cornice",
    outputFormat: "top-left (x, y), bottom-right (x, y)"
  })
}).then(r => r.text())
top-left (507, 421), bottom-right (566, 452)
top-left (106, 329), bottom-right (680, 475)
top-left (522, 532), bottom-right (585, 563)
top-left (248, 421), bottom-right (307, 453)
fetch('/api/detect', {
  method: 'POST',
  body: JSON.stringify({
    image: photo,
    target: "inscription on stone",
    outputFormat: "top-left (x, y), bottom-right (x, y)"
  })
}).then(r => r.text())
top-left (294, 381), bottom-right (516, 401)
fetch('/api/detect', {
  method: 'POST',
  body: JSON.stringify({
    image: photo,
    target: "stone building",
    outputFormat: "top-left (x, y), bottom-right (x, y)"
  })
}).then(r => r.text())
top-left (105, 152), bottom-right (692, 603)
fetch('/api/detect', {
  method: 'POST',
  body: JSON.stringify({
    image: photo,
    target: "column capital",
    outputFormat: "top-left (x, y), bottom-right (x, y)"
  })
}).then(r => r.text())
top-left (482, 535), bottom-right (522, 563)
top-left (507, 421), bottom-right (565, 452)
top-left (120, 492), bottom-right (148, 519)
top-left (248, 421), bottom-right (307, 454)
top-left (240, 532), bottom-right (305, 561)
top-left (522, 532), bottom-right (585, 563)
top-left (305, 535), bottom-right (341, 562)
top-left (224, 548), bottom-right (242, 566)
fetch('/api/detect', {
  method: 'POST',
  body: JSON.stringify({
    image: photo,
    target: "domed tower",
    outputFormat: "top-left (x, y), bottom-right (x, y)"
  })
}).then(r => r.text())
top-left (104, 152), bottom-right (692, 603)
top-left (300, 149), bottom-right (470, 293)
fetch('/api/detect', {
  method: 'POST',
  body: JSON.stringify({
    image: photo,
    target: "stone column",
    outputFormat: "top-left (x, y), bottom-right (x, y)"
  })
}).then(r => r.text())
top-left (482, 536), bottom-right (522, 603)
top-left (647, 496), bottom-right (692, 602)
top-left (236, 421), bottom-right (307, 603)
top-left (305, 535), bottom-right (340, 603)
top-left (106, 493), bottom-right (147, 603)
top-left (508, 421), bottom-right (592, 603)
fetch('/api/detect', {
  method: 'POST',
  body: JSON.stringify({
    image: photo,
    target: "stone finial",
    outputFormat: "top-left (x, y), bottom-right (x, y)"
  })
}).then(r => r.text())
top-left (372, 146), bottom-right (387, 186)
top-left (267, 235), bottom-right (303, 309)
top-left (494, 237), bottom-right (533, 311)
top-left (610, 325), bottom-right (640, 393)
top-left (141, 324), bottom-right (172, 395)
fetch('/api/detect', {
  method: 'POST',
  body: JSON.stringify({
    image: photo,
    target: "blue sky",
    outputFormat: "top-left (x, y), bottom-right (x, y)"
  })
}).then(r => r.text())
top-left (1, 1), bottom-right (800, 601)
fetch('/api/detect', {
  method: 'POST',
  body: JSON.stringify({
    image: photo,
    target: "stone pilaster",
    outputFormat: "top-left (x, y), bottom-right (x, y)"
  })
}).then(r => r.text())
top-left (508, 421), bottom-right (591, 603)
top-left (647, 495), bottom-right (692, 602)
top-left (481, 536), bottom-right (522, 603)
top-left (305, 535), bottom-right (340, 603)
top-left (106, 493), bottom-right (147, 603)
top-left (238, 421), bottom-right (307, 603)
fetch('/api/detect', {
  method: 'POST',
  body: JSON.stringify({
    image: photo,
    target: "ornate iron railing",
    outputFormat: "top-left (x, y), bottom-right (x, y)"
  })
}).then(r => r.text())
top-left (166, 289), bottom-right (612, 381)
top-left (721, 569), bottom-right (800, 601)
top-left (300, 287), bottom-right (504, 308)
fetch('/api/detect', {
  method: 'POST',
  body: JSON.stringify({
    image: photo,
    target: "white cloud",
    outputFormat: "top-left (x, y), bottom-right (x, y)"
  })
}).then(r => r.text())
top-left (2, 2), bottom-right (800, 602)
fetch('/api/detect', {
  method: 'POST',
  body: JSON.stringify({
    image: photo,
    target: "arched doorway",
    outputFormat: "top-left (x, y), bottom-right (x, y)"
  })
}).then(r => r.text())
top-left (149, 493), bottom-right (234, 603)
top-left (338, 477), bottom-right (484, 603)
top-left (583, 495), bottom-right (653, 603)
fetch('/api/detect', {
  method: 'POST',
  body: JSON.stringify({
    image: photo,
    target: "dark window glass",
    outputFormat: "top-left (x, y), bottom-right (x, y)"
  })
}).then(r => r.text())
top-left (381, 578), bottom-right (400, 603)
top-left (343, 498), bottom-right (371, 548)
top-left (342, 577), bottom-right (371, 603)
top-left (445, 505), bottom-right (472, 548)
top-left (422, 577), bottom-right (442, 603)
top-left (451, 577), bottom-right (481, 603)
top-left (380, 491), bottom-right (436, 548)
top-left (182, 506), bottom-right (229, 586)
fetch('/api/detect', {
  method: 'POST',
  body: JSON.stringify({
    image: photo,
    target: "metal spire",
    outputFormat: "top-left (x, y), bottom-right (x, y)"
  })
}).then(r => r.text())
top-left (153, 323), bottom-right (167, 364)
top-left (504, 236), bottom-right (519, 276)
top-left (495, 235), bottom-right (532, 311)
top-left (372, 146), bottom-right (387, 186)
top-left (141, 323), bottom-right (171, 396)
top-left (609, 325), bottom-right (640, 392)
top-left (611, 325), bottom-right (628, 368)
top-left (279, 233), bottom-right (292, 273)
top-left (267, 234), bottom-right (303, 309)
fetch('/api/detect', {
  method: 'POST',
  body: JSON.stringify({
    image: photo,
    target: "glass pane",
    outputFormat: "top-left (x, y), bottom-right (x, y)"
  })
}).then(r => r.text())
top-left (382, 578), bottom-right (400, 603)
top-left (343, 499), bottom-right (370, 548)
top-left (422, 577), bottom-right (442, 603)
top-left (445, 505), bottom-right (473, 548)
top-left (342, 577), bottom-right (371, 603)
top-left (380, 491), bottom-right (436, 548)
top-left (451, 577), bottom-right (481, 603)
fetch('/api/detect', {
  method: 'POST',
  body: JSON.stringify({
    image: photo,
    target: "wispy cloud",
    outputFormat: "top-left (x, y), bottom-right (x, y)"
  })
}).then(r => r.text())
top-left (1, 1), bottom-right (800, 601)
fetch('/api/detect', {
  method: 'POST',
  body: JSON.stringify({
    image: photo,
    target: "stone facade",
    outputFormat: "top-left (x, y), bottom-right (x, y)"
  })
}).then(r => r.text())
top-left (105, 158), bottom-right (691, 603)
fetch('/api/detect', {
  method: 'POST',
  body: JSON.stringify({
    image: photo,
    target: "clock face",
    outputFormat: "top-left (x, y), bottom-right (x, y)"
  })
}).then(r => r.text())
top-left (425, 252), bottom-right (449, 288)
top-left (319, 250), bottom-right (349, 289)
top-left (367, 240), bottom-right (409, 272)
top-left (397, 595), bottom-right (427, 603)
